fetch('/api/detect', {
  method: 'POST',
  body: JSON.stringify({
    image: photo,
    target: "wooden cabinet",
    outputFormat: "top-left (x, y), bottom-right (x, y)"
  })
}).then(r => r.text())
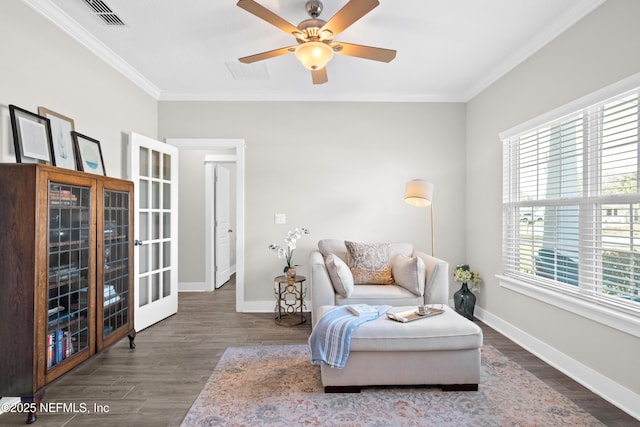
top-left (0, 164), bottom-right (135, 423)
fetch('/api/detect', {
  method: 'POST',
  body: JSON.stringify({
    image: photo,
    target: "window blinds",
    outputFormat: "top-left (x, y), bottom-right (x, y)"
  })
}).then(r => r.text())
top-left (502, 87), bottom-right (640, 315)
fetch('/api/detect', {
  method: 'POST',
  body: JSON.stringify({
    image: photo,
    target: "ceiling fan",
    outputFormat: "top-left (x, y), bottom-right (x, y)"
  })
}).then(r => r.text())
top-left (237, 0), bottom-right (396, 84)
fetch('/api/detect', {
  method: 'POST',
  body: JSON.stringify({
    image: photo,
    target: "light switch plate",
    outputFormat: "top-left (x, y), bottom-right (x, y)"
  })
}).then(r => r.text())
top-left (274, 213), bottom-right (286, 225)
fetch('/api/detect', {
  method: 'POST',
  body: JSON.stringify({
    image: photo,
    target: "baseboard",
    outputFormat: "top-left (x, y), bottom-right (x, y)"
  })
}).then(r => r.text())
top-left (178, 281), bottom-right (209, 292)
top-left (474, 306), bottom-right (640, 421)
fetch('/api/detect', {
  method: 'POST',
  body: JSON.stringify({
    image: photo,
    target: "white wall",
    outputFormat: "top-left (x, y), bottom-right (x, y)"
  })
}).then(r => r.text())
top-left (0, 0), bottom-right (158, 178)
top-left (466, 0), bottom-right (640, 412)
top-left (158, 101), bottom-right (467, 302)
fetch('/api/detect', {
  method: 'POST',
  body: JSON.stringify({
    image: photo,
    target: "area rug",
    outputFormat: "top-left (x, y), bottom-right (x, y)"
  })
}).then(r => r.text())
top-left (181, 344), bottom-right (604, 427)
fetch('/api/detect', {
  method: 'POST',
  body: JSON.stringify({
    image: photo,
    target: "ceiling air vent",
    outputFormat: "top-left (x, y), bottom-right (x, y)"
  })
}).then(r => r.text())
top-left (82, 0), bottom-right (126, 26)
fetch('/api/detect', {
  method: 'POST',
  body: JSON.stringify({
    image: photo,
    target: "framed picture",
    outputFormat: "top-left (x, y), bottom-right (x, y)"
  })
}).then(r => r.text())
top-left (72, 131), bottom-right (106, 176)
top-left (9, 105), bottom-right (55, 165)
top-left (38, 107), bottom-right (77, 171)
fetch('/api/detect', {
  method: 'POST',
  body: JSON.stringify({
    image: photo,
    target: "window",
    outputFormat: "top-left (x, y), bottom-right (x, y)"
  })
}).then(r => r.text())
top-left (501, 80), bottom-right (640, 327)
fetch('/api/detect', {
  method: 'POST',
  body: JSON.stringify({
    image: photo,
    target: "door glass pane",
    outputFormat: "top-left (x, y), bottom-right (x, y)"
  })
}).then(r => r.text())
top-left (140, 212), bottom-right (149, 241)
top-left (152, 243), bottom-right (160, 270)
top-left (163, 183), bottom-right (171, 209)
top-left (152, 213), bottom-right (160, 239)
top-left (139, 244), bottom-right (149, 274)
top-left (139, 147), bottom-right (149, 177)
top-left (102, 189), bottom-right (131, 339)
top-left (47, 182), bottom-right (92, 369)
top-left (152, 273), bottom-right (160, 301)
top-left (152, 150), bottom-right (160, 179)
top-left (163, 242), bottom-right (171, 267)
top-left (140, 179), bottom-right (149, 209)
top-left (163, 153), bottom-right (171, 180)
top-left (152, 181), bottom-right (160, 209)
top-left (163, 213), bottom-right (171, 238)
top-left (163, 269), bottom-right (171, 297)
top-left (139, 276), bottom-right (149, 306)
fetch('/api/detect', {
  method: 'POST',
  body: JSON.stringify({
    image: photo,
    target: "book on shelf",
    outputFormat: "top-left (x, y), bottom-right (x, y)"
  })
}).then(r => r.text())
top-left (54, 329), bottom-right (63, 365)
top-left (49, 189), bottom-right (78, 205)
top-left (47, 330), bottom-right (75, 368)
top-left (386, 306), bottom-right (445, 323)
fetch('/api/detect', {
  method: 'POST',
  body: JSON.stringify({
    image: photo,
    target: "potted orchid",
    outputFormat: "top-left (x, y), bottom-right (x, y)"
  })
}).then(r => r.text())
top-left (453, 264), bottom-right (481, 321)
top-left (268, 227), bottom-right (309, 277)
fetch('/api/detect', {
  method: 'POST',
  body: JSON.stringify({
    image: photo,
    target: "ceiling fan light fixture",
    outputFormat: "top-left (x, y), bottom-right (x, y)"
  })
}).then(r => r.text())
top-left (295, 41), bottom-right (334, 70)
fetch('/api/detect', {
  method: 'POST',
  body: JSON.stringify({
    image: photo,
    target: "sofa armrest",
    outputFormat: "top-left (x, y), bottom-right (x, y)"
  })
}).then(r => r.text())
top-left (414, 251), bottom-right (449, 305)
top-left (309, 250), bottom-right (336, 326)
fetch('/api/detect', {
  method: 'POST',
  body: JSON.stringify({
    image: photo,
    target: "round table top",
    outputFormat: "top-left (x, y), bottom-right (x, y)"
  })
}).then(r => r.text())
top-left (275, 275), bottom-right (306, 283)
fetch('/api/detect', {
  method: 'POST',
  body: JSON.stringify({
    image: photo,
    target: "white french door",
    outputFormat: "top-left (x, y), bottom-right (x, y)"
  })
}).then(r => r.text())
top-left (130, 133), bottom-right (179, 331)
top-left (215, 165), bottom-right (231, 288)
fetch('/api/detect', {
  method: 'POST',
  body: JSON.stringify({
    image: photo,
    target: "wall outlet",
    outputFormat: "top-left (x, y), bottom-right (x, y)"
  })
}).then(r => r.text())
top-left (274, 213), bottom-right (286, 225)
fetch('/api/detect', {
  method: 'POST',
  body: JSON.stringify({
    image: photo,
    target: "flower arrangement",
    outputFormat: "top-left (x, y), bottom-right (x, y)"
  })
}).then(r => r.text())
top-left (268, 227), bottom-right (310, 274)
top-left (453, 264), bottom-right (481, 291)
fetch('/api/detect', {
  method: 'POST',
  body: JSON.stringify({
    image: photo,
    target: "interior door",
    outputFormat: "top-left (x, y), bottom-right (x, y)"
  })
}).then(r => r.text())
top-left (215, 164), bottom-right (231, 288)
top-left (130, 133), bottom-right (179, 331)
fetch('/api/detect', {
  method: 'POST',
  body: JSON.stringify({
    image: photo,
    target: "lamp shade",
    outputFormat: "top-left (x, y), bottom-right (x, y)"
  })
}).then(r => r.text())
top-left (295, 41), bottom-right (334, 70)
top-left (404, 179), bottom-right (433, 207)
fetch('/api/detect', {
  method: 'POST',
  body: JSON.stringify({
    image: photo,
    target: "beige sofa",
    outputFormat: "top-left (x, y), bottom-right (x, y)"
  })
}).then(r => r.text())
top-left (309, 239), bottom-right (483, 391)
top-left (309, 239), bottom-right (450, 326)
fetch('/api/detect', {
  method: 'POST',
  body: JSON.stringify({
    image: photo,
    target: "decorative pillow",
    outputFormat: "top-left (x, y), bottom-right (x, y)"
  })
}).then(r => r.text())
top-left (344, 241), bottom-right (394, 285)
top-left (325, 253), bottom-right (354, 297)
top-left (391, 255), bottom-right (426, 296)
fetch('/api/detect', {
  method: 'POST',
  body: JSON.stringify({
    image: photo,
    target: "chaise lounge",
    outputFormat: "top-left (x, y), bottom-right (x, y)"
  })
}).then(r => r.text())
top-left (309, 239), bottom-right (483, 391)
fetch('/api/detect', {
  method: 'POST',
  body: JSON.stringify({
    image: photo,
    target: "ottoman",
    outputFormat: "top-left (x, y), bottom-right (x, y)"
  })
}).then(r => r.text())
top-left (316, 305), bottom-right (483, 392)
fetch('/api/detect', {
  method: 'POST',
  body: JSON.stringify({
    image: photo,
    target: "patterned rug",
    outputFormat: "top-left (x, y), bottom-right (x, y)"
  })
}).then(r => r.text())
top-left (181, 344), bottom-right (604, 427)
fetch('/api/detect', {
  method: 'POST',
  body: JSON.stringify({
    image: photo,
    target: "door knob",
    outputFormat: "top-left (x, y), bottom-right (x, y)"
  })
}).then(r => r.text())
top-left (134, 239), bottom-right (143, 246)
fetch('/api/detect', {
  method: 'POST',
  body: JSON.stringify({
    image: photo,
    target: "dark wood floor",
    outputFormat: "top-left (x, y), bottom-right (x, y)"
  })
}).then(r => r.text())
top-left (1, 276), bottom-right (638, 426)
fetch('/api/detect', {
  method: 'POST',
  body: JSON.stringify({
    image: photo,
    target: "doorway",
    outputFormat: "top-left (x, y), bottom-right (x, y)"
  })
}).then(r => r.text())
top-left (166, 138), bottom-right (245, 312)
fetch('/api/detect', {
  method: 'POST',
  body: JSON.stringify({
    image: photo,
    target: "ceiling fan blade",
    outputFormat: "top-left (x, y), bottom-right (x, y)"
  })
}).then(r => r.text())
top-left (311, 67), bottom-right (328, 85)
top-left (239, 46), bottom-right (295, 64)
top-left (237, 0), bottom-right (300, 36)
top-left (333, 42), bottom-right (396, 62)
top-left (321, 0), bottom-right (379, 38)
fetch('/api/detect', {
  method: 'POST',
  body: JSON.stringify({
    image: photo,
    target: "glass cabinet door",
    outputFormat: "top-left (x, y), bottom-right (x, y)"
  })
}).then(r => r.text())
top-left (101, 188), bottom-right (132, 342)
top-left (47, 182), bottom-right (92, 370)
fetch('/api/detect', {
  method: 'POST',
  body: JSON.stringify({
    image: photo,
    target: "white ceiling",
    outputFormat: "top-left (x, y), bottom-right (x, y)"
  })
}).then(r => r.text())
top-left (25, 0), bottom-right (604, 102)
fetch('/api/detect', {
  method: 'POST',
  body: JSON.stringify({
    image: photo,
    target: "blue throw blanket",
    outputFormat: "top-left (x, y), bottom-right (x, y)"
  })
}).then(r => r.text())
top-left (309, 305), bottom-right (391, 369)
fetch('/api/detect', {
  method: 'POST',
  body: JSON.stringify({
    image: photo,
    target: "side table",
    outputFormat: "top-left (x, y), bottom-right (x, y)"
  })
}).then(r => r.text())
top-left (274, 275), bottom-right (306, 326)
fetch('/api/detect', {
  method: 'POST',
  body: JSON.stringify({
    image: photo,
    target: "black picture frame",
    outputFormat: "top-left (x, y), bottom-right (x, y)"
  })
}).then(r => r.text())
top-left (72, 131), bottom-right (106, 176)
top-left (9, 105), bottom-right (56, 165)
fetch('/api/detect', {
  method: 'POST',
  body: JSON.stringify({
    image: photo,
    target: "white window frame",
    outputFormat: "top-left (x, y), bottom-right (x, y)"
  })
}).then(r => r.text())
top-left (499, 73), bottom-right (640, 338)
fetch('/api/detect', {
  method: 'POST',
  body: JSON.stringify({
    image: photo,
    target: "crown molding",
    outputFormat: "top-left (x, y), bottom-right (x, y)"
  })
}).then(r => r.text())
top-left (22, 0), bottom-right (161, 100)
top-left (463, 0), bottom-right (606, 102)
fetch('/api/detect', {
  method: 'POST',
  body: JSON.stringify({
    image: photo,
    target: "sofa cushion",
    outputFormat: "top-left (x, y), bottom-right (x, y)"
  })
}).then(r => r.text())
top-left (345, 241), bottom-right (394, 285)
top-left (391, 255), bottom-right (426, 296)
top-left (316, 305), bottom-right (483, 352)
top-left (325, 253), bottom-right (354, 297)
top-left (335, 284), bottom-right (423, 307)
top-left (318, 239), bottom-right (348, 263)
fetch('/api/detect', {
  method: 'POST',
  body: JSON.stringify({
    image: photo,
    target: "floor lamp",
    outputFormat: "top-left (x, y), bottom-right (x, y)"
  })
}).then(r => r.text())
top-left (404, 179), bottom-right (435, 255)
